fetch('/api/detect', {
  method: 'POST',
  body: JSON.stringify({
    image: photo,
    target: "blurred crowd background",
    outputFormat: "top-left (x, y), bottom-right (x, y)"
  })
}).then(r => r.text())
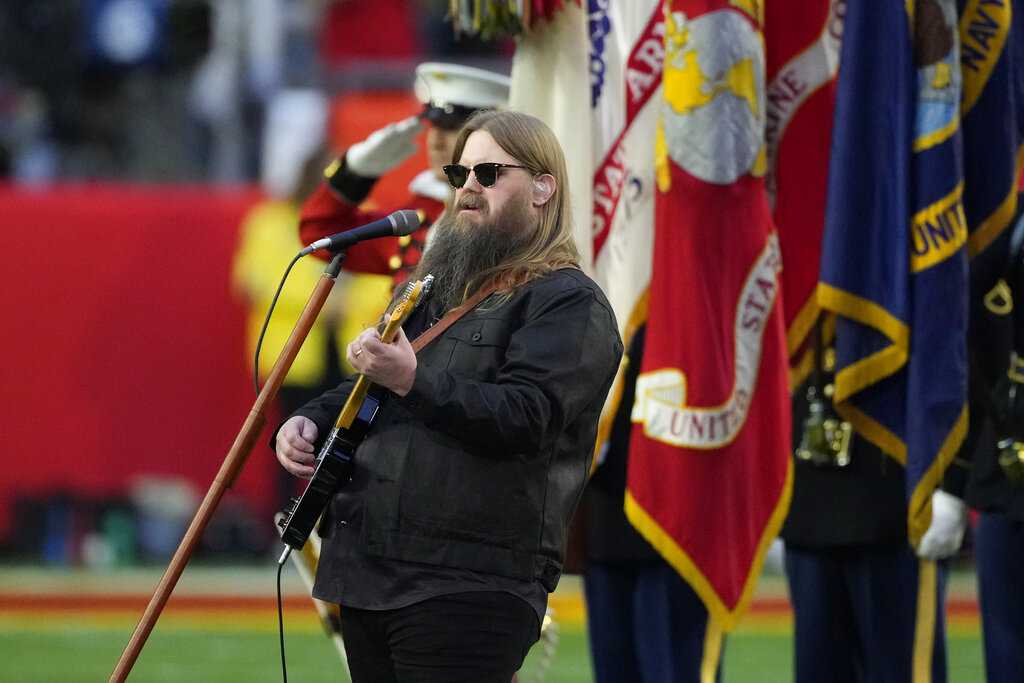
top-left (0, 0), bottom-right (510, 185)
top-left (0, 0), bottom-right (513, 568)
top-left (0, 3), bottom-right (1012, 681)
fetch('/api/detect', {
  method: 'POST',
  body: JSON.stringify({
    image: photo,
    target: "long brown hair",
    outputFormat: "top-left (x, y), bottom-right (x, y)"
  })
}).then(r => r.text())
top-left (448, 110), bottom-right (580, 300)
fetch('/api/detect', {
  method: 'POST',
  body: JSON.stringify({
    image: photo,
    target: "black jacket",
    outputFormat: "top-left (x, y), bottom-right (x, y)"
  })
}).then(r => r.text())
top-left (963, 255), bottom-right (1024, 521)
top-left (293, 269), bottom-right (623, 592)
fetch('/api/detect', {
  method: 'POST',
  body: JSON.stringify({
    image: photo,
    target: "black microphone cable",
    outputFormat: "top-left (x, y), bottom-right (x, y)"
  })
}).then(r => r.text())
top-left (253, 252), bottom-right (303, 396)
top-left (257, 251), bottom-right (301, 682)
top-left (250, 249), bottom-right (304, 682)
top-left (252, 248), bottom-right (345, 682)
top-left (277, 551), bottom-right (289, 683)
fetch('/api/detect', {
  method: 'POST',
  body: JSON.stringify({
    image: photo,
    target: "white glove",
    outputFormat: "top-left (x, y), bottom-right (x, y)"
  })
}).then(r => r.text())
top-left (916, 490), bottom-right (967, 560)
top-left (345, 115), bottom-right (424, 178)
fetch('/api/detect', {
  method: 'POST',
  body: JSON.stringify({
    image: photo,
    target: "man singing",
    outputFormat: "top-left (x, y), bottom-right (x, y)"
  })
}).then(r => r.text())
top-left (275, 110), bottom-right (623, 682)
top-left (301, 62), bottom-right (511, 284)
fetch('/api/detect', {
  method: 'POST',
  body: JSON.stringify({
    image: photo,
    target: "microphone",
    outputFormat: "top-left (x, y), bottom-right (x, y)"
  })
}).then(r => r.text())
top-left (299, 209), bottom-right (423, 256)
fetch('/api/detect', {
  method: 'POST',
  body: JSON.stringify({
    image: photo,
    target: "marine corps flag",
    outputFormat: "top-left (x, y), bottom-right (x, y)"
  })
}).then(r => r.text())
top-left (818, 0), bottom-right (968, 548)
top-left (763, 0), bottom-right (844, 380)
top-left (624, 0), bottom-right (792, 632)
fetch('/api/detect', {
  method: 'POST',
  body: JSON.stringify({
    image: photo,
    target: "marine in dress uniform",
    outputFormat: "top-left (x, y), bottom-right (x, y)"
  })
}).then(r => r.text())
top-left (297, 62), bottom-right (511, 284)
top-left (580, 327), bottom-right (724, 683)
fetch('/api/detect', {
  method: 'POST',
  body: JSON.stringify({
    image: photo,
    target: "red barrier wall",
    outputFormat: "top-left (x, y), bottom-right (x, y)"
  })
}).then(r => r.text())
top-left (0, 184), bottom-right (275, 541)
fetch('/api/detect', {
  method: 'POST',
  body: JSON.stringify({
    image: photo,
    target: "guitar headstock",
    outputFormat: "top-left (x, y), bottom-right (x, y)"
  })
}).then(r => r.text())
top-left (380, 275), bottom-right (435, 341)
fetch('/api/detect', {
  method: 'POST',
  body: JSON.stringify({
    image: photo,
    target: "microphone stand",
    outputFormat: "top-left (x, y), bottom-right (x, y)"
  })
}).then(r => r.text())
top-left (109, 251), bottom-right (346, 682)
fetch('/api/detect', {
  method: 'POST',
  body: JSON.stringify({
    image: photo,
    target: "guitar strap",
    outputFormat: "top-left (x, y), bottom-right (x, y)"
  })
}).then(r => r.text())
top-left (410, 282), bottom-right (498, 353)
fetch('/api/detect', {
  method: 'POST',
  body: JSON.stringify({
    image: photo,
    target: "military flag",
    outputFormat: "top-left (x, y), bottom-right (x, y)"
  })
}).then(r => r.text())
top-left (511, 0), bottom-right (795, 643)
top-left (509, 1), bottom-right (663, 457)
top-left (957, 0), bottom-right (1024, 545)
top-left (960, 0), bottom-right (1024, 277)
top-left (508, 2), bottom-right (594, 269)
top-left (585, 0), bottom-right (665, 450)
top-left (763, 0), bottom-right (845, 383)
top-left (818, 0), bottom-right (968, 550)
top-left (624, 0), bottom-right (792, 637)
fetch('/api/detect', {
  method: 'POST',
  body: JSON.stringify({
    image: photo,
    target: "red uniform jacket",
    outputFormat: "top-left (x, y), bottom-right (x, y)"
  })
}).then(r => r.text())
top-left (299, 170), bottom-right (447, 285)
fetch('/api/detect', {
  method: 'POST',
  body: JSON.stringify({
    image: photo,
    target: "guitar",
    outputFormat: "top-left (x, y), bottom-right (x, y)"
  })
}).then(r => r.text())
top-left (277, 276), bottom-right (433, 550)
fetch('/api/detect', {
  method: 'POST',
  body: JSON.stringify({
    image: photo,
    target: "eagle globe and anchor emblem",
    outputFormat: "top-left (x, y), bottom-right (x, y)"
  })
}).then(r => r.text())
top-left (635, 7), bottom-right (778, 451)
top-left (655, 6), bottom-right (767, 189)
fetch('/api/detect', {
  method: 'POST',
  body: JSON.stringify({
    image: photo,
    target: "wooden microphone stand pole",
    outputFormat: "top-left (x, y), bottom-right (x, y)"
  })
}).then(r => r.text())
top-left (109, 252), bottom-right (346, 682)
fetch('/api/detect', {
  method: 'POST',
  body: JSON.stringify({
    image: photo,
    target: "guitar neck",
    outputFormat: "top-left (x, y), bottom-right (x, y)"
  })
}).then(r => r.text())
top-left (334, 302), bottom-right (412, 430)
top-left (335, 376), bottom-right (370, 429)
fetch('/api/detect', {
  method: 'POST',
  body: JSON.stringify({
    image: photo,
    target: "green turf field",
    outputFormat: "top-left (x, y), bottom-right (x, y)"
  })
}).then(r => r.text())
top-left (0, 627), bottom-right (989, 682)
top-left (0, 565), bottom-right (987, 682)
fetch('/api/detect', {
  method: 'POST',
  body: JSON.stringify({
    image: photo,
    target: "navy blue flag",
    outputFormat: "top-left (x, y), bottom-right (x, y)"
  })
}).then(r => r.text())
top-left (818, 0), bottom-right (969, 548)
top-left (961, 0), bottom-right (1023, 283)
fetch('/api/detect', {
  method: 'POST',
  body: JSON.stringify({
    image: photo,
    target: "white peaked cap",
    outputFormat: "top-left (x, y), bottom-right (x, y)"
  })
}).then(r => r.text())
top-left (414, 62), bottom-right (511, 111)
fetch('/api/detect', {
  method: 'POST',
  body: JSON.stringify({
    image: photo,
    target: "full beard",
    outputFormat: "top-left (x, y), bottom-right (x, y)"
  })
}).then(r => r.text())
top-left (413, 190), bottom-right (534, 312)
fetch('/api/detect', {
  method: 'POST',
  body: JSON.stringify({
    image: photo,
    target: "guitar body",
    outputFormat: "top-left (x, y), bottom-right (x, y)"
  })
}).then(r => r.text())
top-left (278, 395), bottom-right (380, 549)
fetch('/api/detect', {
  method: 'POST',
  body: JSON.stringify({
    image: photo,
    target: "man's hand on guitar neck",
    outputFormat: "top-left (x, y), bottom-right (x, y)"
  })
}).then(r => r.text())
top-left (347, 327), bottom-right (418, 397)
top-left (276, 416), bottom-right (319, 479)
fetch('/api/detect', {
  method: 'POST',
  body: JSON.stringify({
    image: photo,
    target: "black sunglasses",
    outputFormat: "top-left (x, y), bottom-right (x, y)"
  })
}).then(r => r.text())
top-left (442, 162), bottom-right (529, 188)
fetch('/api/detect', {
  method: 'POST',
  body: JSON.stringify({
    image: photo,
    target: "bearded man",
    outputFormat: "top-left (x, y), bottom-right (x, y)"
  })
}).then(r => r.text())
top-left (300, 62), bottom-right (511, 284)
top-left (274, 110), bottom-right (623, 682)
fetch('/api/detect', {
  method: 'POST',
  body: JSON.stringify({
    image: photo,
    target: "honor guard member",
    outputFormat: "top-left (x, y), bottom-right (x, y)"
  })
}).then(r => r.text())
top-left (298, 62), bottom-right (511, 284)
top-left (580, 325), bottom-right (725, 682)
top-left (961, 210), bottom-right (1024, 683)
top-left (781, 322), bottom-right (958, 683)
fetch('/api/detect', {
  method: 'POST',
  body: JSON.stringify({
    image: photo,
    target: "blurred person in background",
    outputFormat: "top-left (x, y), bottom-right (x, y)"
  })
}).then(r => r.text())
top-left (578, 325), bottom-right (728, 682)
top-left (298, 62), bottom-right (510, 287)
top-left (316, 0), bottom-right (421, 69)
top-left (188, 0), bottom-right (286, 183)
top-left (782, 332), bottom-right (962, 683)
top-left (232, 89), bottom-right (346, 511)
top-left (962, 209), bottom-right (1024, 683)
top-left (0, 3), bottom-right (77, 180)
top-left (0, 85), bottom-right (57, 183)
top-left (275, 110), bottom-right (623, 682)
top-left (0, 0), bottom-right (211, 181)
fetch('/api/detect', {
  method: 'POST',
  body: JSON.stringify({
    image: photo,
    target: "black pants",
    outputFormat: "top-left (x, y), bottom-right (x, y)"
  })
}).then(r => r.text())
top-left (339, 591), bottom-right (539, 683)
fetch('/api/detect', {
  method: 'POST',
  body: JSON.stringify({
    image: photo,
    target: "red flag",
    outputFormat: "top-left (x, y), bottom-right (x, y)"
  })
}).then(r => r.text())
top-left (763, 0), bottom-right (844, 382)
top-left (625, 1), bottom-right (792, 631)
